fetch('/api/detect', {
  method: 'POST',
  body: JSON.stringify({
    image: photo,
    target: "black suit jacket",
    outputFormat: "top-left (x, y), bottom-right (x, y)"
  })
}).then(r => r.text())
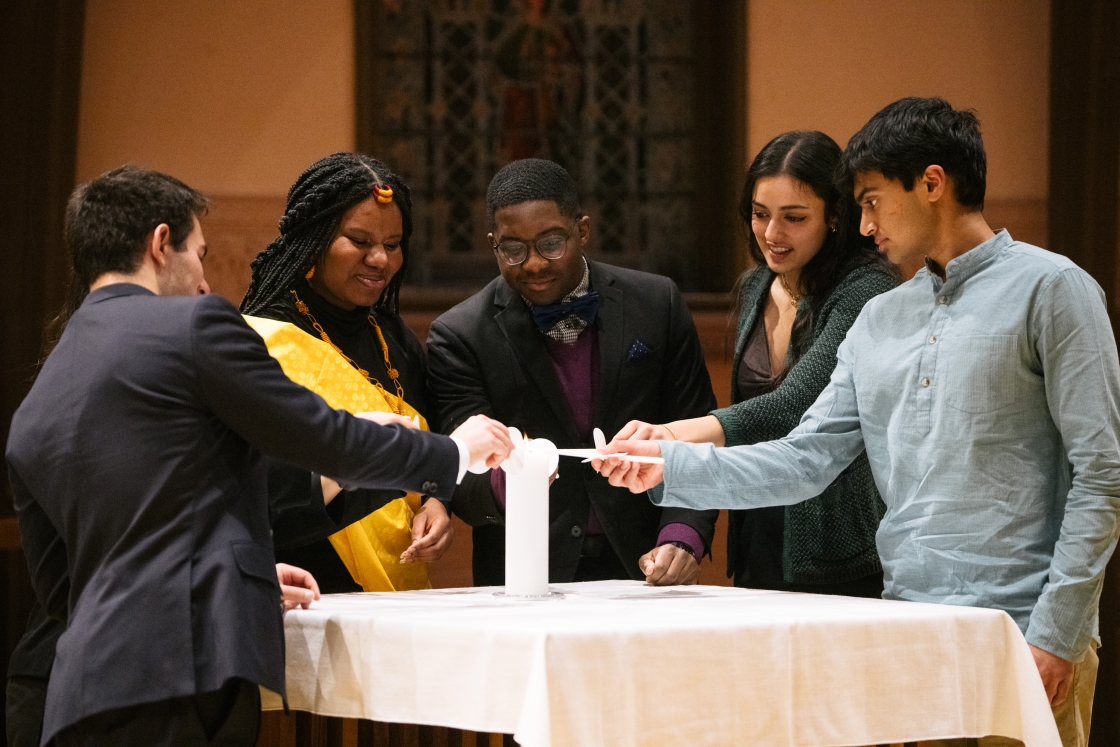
top-left (6, 284), bottom-right (459, 743)
top-left (427, 261), bottom-right (718, 584)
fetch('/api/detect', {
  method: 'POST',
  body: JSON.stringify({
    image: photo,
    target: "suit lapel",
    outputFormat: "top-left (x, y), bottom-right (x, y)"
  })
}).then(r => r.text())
top-left (591, 262), bottom-right (625, 426)
top-left (493, 281), bottom-right (582, 443)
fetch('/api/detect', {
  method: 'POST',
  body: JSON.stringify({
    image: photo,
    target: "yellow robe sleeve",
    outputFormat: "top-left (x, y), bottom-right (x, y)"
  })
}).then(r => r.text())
top-left (244, 315), bottom-right (431, 592)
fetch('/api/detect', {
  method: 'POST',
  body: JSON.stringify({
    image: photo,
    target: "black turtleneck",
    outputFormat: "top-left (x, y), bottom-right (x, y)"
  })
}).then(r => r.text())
top-left (254, 278), bottom-right (432, 593)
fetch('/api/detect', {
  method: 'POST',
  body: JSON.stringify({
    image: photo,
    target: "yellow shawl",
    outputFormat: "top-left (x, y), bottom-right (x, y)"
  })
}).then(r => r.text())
top-left (244, 315), bottom-right (430, 592)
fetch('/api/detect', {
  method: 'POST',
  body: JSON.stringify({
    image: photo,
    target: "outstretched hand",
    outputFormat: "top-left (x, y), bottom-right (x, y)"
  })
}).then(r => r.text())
top-left (400, 497), bottom-right (455, 563)
top-left (611, 420), bottom-right (675, 443)
top-left (591, 440), bottom-right (665, 493)
top-left (451, 414), bottom-right (516, 470)
top-left (277, 563), bottom-right (320, 611)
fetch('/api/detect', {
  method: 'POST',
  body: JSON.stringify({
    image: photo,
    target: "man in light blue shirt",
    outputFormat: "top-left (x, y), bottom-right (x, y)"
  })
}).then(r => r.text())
top-left (598, 97), bottom-right (1120, 747)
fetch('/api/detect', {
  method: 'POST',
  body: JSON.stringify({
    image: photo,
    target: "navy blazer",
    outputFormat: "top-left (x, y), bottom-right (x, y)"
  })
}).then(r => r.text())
top-left (6, 284), bottom-right (459, 743)
top-left (427, 261), bottom-right (718, 584)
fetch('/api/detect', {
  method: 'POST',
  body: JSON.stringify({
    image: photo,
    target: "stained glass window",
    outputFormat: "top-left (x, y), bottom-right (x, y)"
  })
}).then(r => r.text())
top-left (365, 0), bottom-right (698, 288)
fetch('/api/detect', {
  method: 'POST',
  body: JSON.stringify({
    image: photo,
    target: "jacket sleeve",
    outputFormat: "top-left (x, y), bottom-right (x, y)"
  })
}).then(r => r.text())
top-left (9, 465), bottom-right (69, 621)
top-left (653, 278), bottom-right (720, 548)
top-left (426, 315), bottom-right (504, 524)
top-left (711, 268), bottom-right (898, 447)
top-left (267, 458), bottom-right (406, 550)
top-left (190, 296), bottom-right (460, 502)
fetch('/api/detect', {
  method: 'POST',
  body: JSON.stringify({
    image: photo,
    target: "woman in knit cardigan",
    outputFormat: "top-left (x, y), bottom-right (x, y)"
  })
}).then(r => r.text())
top-left (617, 131), bottom-right (898, 596)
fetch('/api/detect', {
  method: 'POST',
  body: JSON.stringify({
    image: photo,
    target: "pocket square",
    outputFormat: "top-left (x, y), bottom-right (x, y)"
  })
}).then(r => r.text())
top-left (625, 339), bottom-right (652, 362)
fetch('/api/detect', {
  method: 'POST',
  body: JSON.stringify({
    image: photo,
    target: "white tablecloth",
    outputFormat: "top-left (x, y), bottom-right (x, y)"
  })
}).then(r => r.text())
top-left (263, 580), bottom-right (1060, 747)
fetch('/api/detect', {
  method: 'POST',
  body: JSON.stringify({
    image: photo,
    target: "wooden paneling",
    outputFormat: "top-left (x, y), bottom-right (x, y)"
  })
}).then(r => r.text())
top-left (0, 1), bottom-right (85, 741)
top-left (984, 198), bottom-right (1049, 251)
top-left (0, 0), bottom-right (85, 520)
top-left (692, 0), bottom-right (749, 290)
top-left (200, 194), bottom-right (286, 306)
top-left (1049, 2), bottom-right (1120, 745)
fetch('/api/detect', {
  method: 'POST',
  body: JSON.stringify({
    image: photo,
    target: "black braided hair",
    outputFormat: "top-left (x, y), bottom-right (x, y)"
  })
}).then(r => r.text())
top-left (485, 158), bottom-right (581, 228)
top-left (240, 153), bottom-right (413, 315)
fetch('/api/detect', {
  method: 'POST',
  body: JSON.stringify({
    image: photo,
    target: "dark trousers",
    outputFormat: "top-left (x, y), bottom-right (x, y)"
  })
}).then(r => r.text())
top-left (6, 675), bottom-right (48, 747)
top-left (572, 534), bottom-right (628, 581)
top-left (52, 677), bottom-right (260, 747)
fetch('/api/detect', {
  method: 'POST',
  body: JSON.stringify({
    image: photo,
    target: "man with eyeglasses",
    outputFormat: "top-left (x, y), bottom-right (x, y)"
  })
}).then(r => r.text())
top-left (427, 158), bottom-right (719, 587)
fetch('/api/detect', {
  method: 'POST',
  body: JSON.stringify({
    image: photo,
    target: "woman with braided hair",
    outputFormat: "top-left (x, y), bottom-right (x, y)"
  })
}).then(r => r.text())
top-left (241, 152), bottom-right (453, 593)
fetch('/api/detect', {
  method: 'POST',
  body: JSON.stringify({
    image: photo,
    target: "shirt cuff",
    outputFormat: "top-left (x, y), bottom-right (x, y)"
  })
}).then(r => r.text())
top-left (656, 523), bottom-right (705, 562)
top-left (450, 436), bottom-right (470, 485)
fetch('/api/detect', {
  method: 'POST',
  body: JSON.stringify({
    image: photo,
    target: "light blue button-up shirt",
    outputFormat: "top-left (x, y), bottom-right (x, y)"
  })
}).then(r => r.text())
top-left (657, 231), bottom-right (1120, 660)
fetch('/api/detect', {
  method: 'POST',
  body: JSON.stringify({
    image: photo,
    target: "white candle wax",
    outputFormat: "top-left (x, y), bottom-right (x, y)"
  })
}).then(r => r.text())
top-left (501, 433), bottom-right (557, 597)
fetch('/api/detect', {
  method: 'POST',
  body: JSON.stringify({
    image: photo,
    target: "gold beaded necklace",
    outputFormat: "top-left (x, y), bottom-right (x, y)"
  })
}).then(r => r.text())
top-left (290, 289), bottom-right (405, 414)
top-left (778, 273), bottom-right (803, 305)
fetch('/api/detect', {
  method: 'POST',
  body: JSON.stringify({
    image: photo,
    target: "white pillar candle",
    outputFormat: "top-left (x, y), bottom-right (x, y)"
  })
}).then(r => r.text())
top-left (501, 431), bottom-right (558, 597)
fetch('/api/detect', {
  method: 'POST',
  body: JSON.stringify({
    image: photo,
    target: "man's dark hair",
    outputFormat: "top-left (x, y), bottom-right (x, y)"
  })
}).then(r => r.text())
top-left (65, 165), bottom-right (209, 287)
top-left (41, 166), bottom-right (209, 361)
top-left (241, 152), bottom-right (413, 315)
top-left (839, 96), bottom-right (987, 210)
top-left (486, 158), bottom-right (581, 228)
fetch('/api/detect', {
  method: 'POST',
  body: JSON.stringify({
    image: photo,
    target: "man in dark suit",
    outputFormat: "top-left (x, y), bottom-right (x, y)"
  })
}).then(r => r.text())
top-left (427, 159), bottom-right (718, 587)
top-left (6, 166), bottom-right (512, 747)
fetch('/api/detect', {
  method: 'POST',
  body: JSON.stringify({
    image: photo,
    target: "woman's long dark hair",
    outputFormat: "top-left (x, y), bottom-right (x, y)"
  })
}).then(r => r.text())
top-left (240, 153), bottom-right (413, 315)
top-left (736, 130), bottom-right (894, 370)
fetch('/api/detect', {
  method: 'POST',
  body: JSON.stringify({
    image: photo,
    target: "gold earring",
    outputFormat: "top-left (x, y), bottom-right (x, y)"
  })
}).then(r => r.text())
top-left (305, 266), bottom-right (316, 279)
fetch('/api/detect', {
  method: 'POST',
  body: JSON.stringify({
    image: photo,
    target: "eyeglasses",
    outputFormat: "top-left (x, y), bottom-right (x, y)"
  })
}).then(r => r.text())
top-left (491, 232), bottom-right (571, 266)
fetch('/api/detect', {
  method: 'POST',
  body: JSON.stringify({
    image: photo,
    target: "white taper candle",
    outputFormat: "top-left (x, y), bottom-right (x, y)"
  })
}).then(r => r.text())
top-left (501, 429), bottom-right (557, 597)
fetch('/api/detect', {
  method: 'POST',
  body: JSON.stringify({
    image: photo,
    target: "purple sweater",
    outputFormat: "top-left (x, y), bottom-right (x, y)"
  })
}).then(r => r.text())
top-left (490, 326), bottom-right (704, 561)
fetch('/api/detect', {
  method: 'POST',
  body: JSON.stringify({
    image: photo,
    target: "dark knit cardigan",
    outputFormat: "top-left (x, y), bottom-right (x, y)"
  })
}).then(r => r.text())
top-left (711, 262), bottom-right (898, 584)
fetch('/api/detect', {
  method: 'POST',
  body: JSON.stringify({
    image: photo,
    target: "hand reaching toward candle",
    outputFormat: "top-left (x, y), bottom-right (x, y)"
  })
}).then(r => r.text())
top-left (400, 497), bottom-right (455, 563)
top-left (277, 563), bottom-right (320, 610)
top-left (451, 414), bottom-right (516, 469)
top-left (611, 420), bottom-right (675, 442)
top-left (592, 440), bottom-right (665, 492)
top-left (640, 544), bottom-right (700, 586)
top-left (612, 415), bottom-right (726, 447)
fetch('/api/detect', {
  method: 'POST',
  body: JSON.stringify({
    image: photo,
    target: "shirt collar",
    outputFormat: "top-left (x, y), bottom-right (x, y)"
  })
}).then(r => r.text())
top-left (83, 283), bottom-right (157, 306)
top-left (925, 229), bottom-right (1012, 293)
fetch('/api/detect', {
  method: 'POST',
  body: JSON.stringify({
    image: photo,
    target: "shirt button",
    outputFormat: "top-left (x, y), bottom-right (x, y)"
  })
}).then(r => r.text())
top-left (929, 336), bottom-right (937, 344)
top-left (938, 297), bottom-right (948, 304)
top-left (570, 525), bottom-right (583, 538)
top-left (921, 378), bottom-right (931, 387)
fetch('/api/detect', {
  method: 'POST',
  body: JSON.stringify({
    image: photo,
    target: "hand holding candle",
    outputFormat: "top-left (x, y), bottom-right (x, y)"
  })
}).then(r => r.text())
top-left (591, 439), bottom-right (666, 493)
top-left (451, 414), bottom-right (516, 471)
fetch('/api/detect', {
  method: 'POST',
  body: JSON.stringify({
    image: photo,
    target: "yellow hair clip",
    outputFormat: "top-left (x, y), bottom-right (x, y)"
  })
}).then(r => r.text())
top-left (374, 184), bottom-right (394, 204)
